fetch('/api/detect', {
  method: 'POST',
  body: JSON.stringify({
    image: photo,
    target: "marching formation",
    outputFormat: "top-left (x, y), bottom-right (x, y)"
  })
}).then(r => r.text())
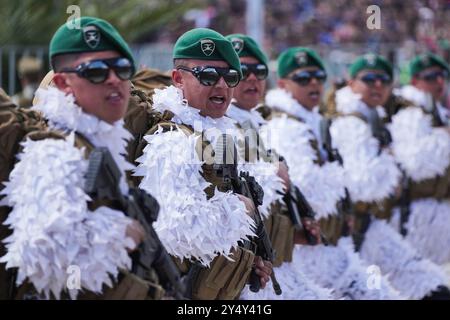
top-left (0, 16), bottom-right (449, 300)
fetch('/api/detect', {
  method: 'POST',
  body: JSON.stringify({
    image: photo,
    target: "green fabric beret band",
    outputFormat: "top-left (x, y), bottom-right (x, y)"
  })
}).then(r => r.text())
top-left (50, 16), bottom-right (135, 70)
top-left (277, 47), bottom-right (325, 78)
top-left (278, 47), bottom-right (325, 78)
top-left (173, 28), bottom-right (242, 78)
top-left (349, 53), bottom-right (393, 78)
top-left (409, 52), bottom-right (450, 76)
top-left (225, 33), bottom-right (268, 67)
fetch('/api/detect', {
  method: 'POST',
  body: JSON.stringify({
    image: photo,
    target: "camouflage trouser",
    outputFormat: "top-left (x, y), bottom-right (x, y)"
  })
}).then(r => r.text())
top-left (265, 210), bottom-right (295, 267)
top-left (12, 270), bottom-right (164, 300)
top-left (191, 247), bottom-right (255, 300)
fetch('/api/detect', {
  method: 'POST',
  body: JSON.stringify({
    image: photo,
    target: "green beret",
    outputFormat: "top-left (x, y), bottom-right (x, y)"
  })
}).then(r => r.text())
top-left (173, 28), bottom-right (242, 78)
top-left (225, 33), bottom-right (268, 67)
top-left (409, 52), bottom-right (450, 76)
top-left (277, 47), bottom-right (325, 78)
top-left (50, 16), bottom-right (135, 70)
top-left (349, 53), bottom-right (393, 78)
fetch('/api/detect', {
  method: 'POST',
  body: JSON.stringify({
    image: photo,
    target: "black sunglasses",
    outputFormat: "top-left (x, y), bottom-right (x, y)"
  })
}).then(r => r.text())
top-left (290, 70), bottom-right (327, 86)
top-left (358, 72), bottom-right (392, 85)
top-left (241, 63), bottom-right (268, 80)
top-left (418, 70), bottom-right (449, 82)
top-left (60, 57), bottom-right (134, 84)
top-left (177, 65), bottom-right (240, 88)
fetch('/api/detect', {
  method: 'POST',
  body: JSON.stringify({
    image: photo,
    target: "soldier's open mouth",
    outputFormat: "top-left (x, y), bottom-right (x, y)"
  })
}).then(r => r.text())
top-left (309, 91), bottom-right (320, 99)
top-left (210, 96), bottom-right (225, 104)
top-left (245, 87), bottom-right (258, 94)
top-left (107, 91), bottom-right (123, 103)
top-left (370, 92), bottom-right (382, 99)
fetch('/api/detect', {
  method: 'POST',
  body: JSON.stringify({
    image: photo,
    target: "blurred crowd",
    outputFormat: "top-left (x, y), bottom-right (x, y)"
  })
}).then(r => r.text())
top-left (5, 1), bottom-right (450, 104)
top-left (152, 0), bottom-right (450, 60)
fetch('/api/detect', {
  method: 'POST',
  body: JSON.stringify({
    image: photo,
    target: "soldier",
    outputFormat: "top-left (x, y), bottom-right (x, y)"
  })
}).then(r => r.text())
top-left (130, 28), bottom-right (272, 300)
top-left (328, 53), bottom-right (450, 299)
top-left (396, 52), bottom-right (449, 126)
top-left (11, 56), bottom-right (44, 108)
top-left (0, 88), bottom-right (50, 300)
top-left (257, 47), bottom-right (401, 299)
top-left (385, 53), bottom-right (450, 269)
top-left (0, 17), bottom-right (166, 300)
top-left (224, 34), bottom-right (333, 300)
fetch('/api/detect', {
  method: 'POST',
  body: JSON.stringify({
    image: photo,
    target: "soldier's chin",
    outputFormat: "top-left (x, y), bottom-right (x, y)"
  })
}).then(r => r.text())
top-left (435, 88), bottom-right (444, 99)
top-left (204, 103), bottom-right (227, 118)
top-left (242, 96), bottom-right (259, 109)
top-left (102, 106), bottom-right (127, 123)
top-left (244, 88), bottom-right (259, 97)
top-left (307, 96), bottom-right (320, 106)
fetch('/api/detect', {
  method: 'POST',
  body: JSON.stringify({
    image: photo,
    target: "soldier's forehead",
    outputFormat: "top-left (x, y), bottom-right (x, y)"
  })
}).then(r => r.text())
top-left (184, 59), bottom-right (230, 68)
top-left (71, 50), bottom-right (122, 65)
top-left (290, 66), bottom-right (321, 74)
top-left (240, 56), bottom-right (259, 64)
top-left (419, 65), bottom-right (445, 74)
top-left (357, 68), bottom-right (388, 75)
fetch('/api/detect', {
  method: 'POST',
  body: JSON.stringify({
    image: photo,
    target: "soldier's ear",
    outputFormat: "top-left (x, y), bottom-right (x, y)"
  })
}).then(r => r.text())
top-left (347, 78), bottom-right (355, 89)
top-left (53, 73), bottom-right (74, 95)
top-left (172, 69), bottom-right (184, 89)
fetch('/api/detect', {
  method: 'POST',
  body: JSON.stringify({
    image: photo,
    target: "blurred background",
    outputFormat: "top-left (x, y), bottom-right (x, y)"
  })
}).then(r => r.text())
top-left (1, 0), bottom-right (450, 102)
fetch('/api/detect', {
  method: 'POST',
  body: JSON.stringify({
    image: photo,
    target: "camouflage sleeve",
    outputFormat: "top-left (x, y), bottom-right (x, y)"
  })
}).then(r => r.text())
top-left (254, 104), bottom-right (273, 120)
top-left (124, 88), bottom-right (164, 166)
top-left (132, 68), bottom-right (172, 97)
top-left (0, 88), bottom-right (15, 109)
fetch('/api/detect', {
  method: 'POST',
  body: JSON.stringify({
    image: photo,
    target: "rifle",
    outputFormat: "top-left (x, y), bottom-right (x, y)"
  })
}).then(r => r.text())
top-left (292, 185), bottom-right (328, 245)
top-left (430, 96), bottom-right (444, 127)
top-left (320, 117), bottom-right (343, 164)
top-left (213, 134), bottom-right (282, 295)
top-left (320, 117), bottom-right (356, 239)
top-left (278, 154), bottom-right (328, 245)
top-left (337, 188), bottom-right (355, 238)
top-left (84, 147), bottom-right (186, 299)
top-left (399, 171), bottom-right (411, 237)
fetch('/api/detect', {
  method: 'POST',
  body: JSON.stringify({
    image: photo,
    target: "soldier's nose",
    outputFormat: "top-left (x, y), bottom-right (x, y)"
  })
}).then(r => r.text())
top-left (215, 76), bottom-right (228, 88)
top-left (105, 69), bottom-right (122, 85)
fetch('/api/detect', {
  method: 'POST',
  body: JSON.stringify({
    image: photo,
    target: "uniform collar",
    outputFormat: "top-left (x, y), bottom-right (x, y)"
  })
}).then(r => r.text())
top-left (152, 85), bottom-right (238, 136)
top-left (396, 85), bottom-right (448, 124)
top-left (265, 88), bottom-right (321, 122)
top-left (335, 85), bottom-right (386, 120)
top-left (226, 101), bottom-right (266, 129)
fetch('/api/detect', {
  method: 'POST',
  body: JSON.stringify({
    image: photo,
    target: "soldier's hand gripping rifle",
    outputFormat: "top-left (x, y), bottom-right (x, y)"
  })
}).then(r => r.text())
top-left (213, 134), bottom-right (282, 295)
top-left (283, 183), bottom-right (329, 245)
top-left (277, 155), bottom-right (328, 246)
top-left (84, 147), bottom-right (186, 299)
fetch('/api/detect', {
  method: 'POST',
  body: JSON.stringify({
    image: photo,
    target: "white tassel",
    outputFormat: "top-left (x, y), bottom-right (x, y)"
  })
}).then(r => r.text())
top-left (1, 135), bottom-right (134, 299)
